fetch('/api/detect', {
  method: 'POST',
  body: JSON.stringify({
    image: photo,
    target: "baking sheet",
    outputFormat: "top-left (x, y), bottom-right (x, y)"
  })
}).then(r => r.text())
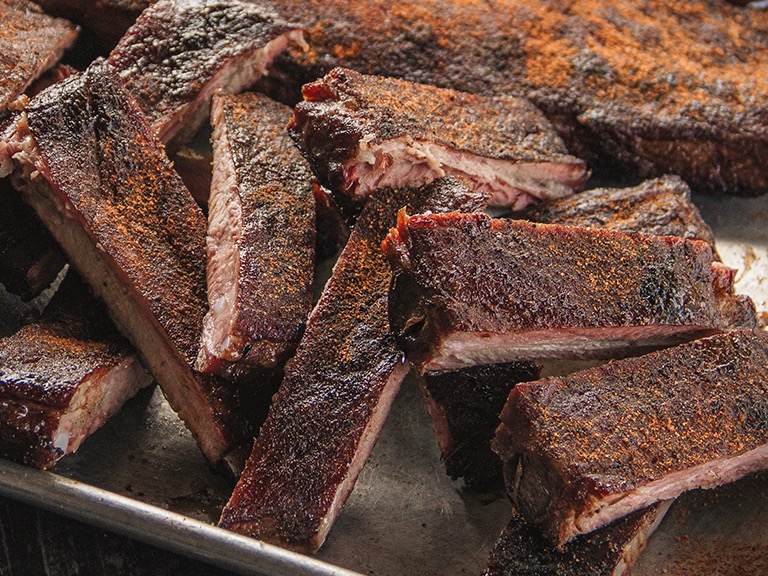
top-left (0, 189), bottom-right (766, 576)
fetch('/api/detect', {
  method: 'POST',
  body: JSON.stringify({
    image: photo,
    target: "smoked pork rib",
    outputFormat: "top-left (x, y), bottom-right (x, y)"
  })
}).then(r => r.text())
top-left (108, 0), bottom-right (307, 148)
top-left (261, 0), bottom-right (768, 196)
top-left (0, 0), bottom-right (78, 115)
top-left (0, 179), bottom-right (66, 301)
top-left (384, 212), bottom-right (755, 371)
top-left (483, 503), bottom-right (672, 576)
top-left (0, 272), bottom-right (151, 469)
top-left (515, 175), bottom-right (715, 245)
top-left (219, 178), bottom-right (489, 553)
top-left (4, 60), bottom-right (251, 469)
top-left (289, 68), bottom-right (588, 210)
top-left (493, 330), bottom-right (768, 547)
top-left (196, 91), bottom-right (315, 381)
top-left (418, 362), bottom-right (540, 489)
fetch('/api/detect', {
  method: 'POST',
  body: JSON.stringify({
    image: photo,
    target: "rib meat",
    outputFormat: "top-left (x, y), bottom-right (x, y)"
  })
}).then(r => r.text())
top-left (514, 175), bottom-right (715, 246)
top-left (196, 91), bottom-right (315, 381)
top-left (384, 212), bottom-right (756, 371)
top-left (419, 362), bottom-right (540, 490)
top-left (4, 60), bottom-right (252, 471)
top-left (261, 0), bottom-right (768, 196)
top-left (483, 502), bottom-right (672, 576)
top-left (108, 0), bottom-right (307, 149)
top-left (0, 272), bottom-right (151, 469)
top-left (289, 68), bottom-right (588, 210)
top-left (218, 177), bottom-right (489, 553)
top-left (493, 330), bottom-right (768, 547)
top-left (0, 0), bottom-right (78, 115)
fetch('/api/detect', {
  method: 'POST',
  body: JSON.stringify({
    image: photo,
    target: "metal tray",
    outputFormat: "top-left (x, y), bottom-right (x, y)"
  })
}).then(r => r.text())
top-left (0, 190), bottom-right (766, 576)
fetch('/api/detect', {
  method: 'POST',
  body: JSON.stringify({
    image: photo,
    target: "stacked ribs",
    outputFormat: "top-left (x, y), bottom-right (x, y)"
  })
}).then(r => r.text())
top-left (0, 1), bottom-right (766, 575)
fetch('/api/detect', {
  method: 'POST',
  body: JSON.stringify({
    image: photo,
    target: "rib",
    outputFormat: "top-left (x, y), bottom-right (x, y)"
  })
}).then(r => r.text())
top-left (4, 60), bottom-right (252, 470)
top-left (0, 272), bottom-right (151, 469)
top-left (493, 330), bottom-right (768, 547)
top-left (384, 212), bottom-right (756, 371)
top-left (218, 177), bottom-right (489, 553)
top-left (0, 0), bottom-right (78, 115)
top-left (262, 0), bottom-right (768, 196)
top-left (514, 175), bottom-right (715, 245)
top-left (196, 91), bottom-right (315, 381)
top-left (107, 0), bottom-right (307, 149)
top-left (0, 178), bottom-right (66, 301)
top-left (289, 68), bottom-right (588, 210)
top-left (483, 502), bottom-right (672, 576)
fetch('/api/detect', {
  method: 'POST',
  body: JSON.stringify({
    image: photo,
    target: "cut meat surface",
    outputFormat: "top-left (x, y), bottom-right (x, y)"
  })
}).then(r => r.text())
top-left (262, 0), bottom-right (768, 196)
top-left (0, 272), bottom-right (151, 469)
top-left (483, 502), bottom-right (672, 576)
top-left (218, 177), bottom-right (489, 553)
top-left (196, 91), bottom-right (315, 381)
top-left (419, 361), bottom-right (540, 489)
top-left (4, 60), bottom-right (252, 471)
top-left (0, 179), bottom-right (66, 301)
top-left (384, 212), bottom-right (756, 371)
top-left (493, 330), bottom-right (768, 547)
top-left (514, 175), bottom-right (715, 246)
top-left (0, 0), bottom-right (78, 114)
top-left (108, 0), bottom-right (307, 149)
top-left (289, 68), bottom-right (588, 210)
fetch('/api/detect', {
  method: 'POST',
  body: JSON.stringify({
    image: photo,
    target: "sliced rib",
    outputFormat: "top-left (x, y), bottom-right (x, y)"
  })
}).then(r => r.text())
top-left (196, 91), bottom-right (315, 381)
top-left (384, 212), bottom-right (756, 371)
top-left (4, 60), bottom-right (251, 470)
top-left (218, 177), bottom-right (489, 553)
top-left (483, 502), bottom-right (672, 576)
top-left (108, 0), bottom-right (307, 149)
top-left (493, 330), bottom-right (768, 547)
top-left (0, 272), bottom-right (151, 469)
top-left (289, 67), bottom-right (588, 210)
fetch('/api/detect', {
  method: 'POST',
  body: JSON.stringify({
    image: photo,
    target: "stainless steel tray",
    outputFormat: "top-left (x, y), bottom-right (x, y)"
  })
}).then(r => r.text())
top-left (0, 190), bottom-right (766, 576)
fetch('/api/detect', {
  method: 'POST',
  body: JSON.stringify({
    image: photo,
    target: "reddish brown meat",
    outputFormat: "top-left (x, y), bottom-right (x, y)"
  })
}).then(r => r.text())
top-left (0, 0), bottom-right (78, 115)
top-left (196, 91), bottom-right (315, 381)
top-left (483, 502), bottom-right (672, 576)
top-left (384, 212), bottom-right (755, 371)
top-left (4, 60), bottom-right (252, 471)
top-left (108, 0), bottom-right (307, 149)
top-left (493, 330), bottom-right (768, 547)
top-left (219, 177), bottom-right (489, 553)
top-left (0, 272), bottom-right (151, 469)
top-left (289, 68), bottom-right (588, 210)
top-left (172, 147), bottom-right (213, 208)
top-left (260, 0), bottom-right (768, 196)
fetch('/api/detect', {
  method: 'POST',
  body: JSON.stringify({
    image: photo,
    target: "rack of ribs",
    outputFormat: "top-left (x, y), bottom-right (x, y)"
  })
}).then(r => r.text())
top-left (107, 0), bottom-right (307, 149)
top-left (289, 67), bottom-right (588, 210)
top-left (218, 177), bottom-right (489, 553)
top-left (3, 59), bottom-right (253, 473)
top-left (493, 330), bottom-right (768, 547)
top-left (384, 211), bottom-right (757, 372)
top-left (196, 91), bottom-right (315, 381)
top-left (0, 272), bottom-right (151, 469)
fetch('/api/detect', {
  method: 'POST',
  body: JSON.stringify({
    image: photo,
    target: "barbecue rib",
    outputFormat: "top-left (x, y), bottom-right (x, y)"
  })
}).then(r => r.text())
top-left (196, 91), bottom-right (315, 381)
top-left (219, 177), bottom-right (489, 553)
top-left (493, 330), bottom-right (768, 547)
top-left (4, 60), bottom-right (252, 471)
top-left (419, 362), bottom-right (540, 489)
top-left (0, 0), bottom-right (78, 115)
top-left (0, 179), bottom-right (66, 301)
top-left (483, 502), bottom-right (672, 576)
top-left (514, 175), bottom-right (715, 245)
top-left (384, 212), bottom-right (755, 371)
top-left (260, 0), bottom-right (768, 196)
top-left (289, 68), bottom-right (588, 210)
top-left (0, 272), bottom-right (151, 469)
top-left (108, 0), bottom-right (307, 149)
